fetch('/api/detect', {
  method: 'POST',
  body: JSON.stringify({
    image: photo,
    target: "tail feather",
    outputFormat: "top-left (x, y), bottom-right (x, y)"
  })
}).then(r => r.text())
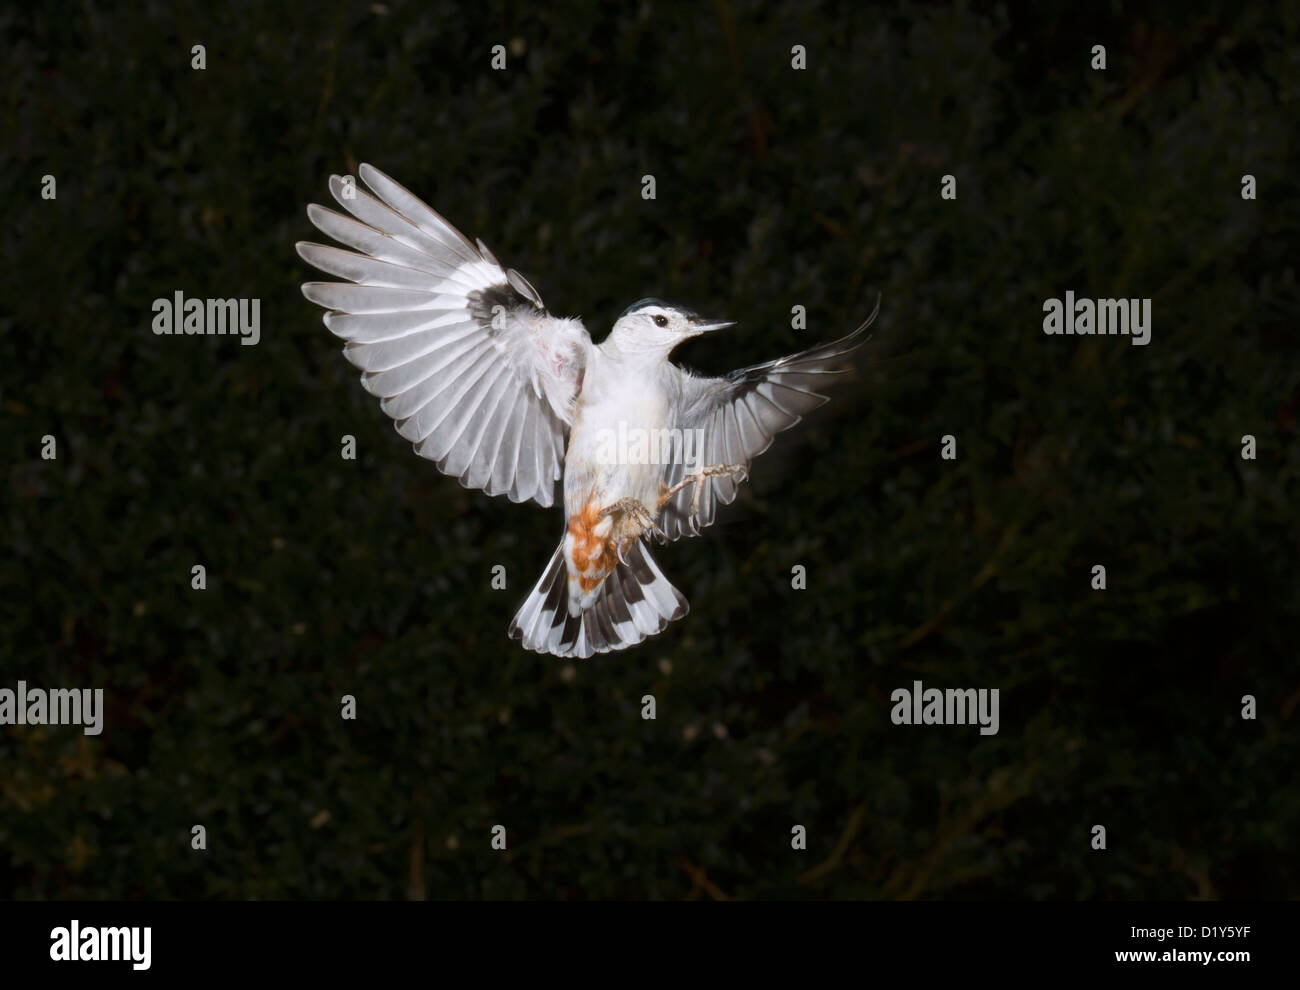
top-left (509, 538), bottom-right (688, 658)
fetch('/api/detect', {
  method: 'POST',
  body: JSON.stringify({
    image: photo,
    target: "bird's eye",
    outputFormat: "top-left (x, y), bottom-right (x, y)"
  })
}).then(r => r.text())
top-left (653, 315), bottom-right (668, 327)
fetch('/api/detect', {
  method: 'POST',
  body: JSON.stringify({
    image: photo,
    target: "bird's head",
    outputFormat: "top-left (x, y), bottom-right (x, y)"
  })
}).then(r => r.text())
top-left (608, 299), bottom-right (735, 357)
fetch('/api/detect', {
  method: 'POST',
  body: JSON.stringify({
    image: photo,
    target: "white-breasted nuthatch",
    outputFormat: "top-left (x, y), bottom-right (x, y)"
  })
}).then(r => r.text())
top-left (298, 164), bottom-right (877, 658)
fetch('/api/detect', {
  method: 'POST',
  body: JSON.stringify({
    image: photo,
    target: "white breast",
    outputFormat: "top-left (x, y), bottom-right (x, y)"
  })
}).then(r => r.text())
top-left (564, 354), bottom-right (671, 512)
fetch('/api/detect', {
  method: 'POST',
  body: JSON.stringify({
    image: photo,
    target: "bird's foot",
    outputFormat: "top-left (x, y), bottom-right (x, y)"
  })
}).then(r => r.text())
top-left (657, 463), bottom-right (749, 517)
top-left (599, 497), bottom-right (666, 552)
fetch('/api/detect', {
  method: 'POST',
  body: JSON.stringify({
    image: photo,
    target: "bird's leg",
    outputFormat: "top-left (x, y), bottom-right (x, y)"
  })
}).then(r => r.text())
top-left (656, 463), bottom-right (749, 518)
top-left (598, 497), bottom-right (666, 556)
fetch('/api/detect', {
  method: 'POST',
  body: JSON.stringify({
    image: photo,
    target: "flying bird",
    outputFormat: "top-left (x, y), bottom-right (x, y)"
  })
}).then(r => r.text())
top-left (297, 164), bottom-right (877, 658)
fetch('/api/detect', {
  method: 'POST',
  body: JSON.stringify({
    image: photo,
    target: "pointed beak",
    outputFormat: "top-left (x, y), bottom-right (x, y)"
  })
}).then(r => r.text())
top-left (688, 316), bottom-right (737, 335)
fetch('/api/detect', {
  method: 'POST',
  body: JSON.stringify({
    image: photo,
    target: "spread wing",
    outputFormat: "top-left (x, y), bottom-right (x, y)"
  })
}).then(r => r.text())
top-left (297, 163), bottom-right (591, 508)
top-left (657, 297), bottom-right (879, 541)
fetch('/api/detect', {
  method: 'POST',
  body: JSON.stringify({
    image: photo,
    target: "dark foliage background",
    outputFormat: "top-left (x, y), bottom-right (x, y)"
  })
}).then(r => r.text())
top-left (3, 1), bottom-right (1297, 899)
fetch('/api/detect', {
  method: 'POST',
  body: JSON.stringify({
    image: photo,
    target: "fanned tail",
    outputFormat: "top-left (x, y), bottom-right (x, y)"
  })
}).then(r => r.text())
top-left (508, 538), bottom-right (688, 658)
